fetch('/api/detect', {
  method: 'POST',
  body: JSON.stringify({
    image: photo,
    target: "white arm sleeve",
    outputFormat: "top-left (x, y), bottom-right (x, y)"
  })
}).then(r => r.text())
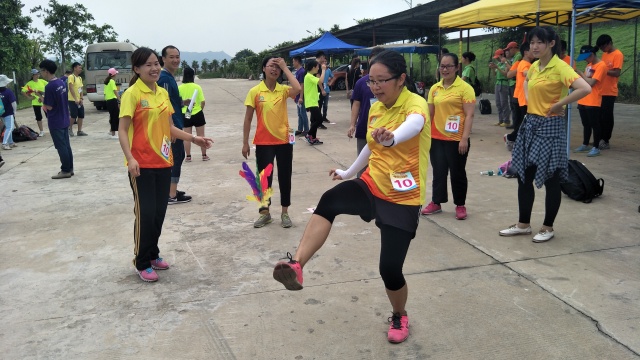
top-left (378, 113), bottom-right (425, 147)
top-left (12, 101), bottom-right (17, 114)
top-left (334, 145), bottom-right (371, 180)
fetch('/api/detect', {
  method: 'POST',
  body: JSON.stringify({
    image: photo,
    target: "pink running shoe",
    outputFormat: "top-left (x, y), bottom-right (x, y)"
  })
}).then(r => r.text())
top-left (455, 205), bottom-right (467, 220)
top-left (273, 252), bottom-right (303, 290)
top-left (387, 313), bottom-right (409, 343)
top-left (151, 257), bottom-right (170, 270)
top-left (137, 267), bottom-right (158, 282)
top-left (420, 201), bottom-right (442, 216)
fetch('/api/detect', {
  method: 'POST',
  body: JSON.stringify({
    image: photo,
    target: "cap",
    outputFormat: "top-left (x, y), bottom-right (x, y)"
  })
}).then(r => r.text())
top-left (493, 49), bottom-right (505, 59)
top-left (576, 45), bottom-right (597, 61)
top-left (0, 74), bottom-right (14, 87)
top-left (504, 41), bottom-right (519, 50)
top-left (107, 68), bottom-right (118, 76)
top-left (31, 69), bottom-right (39, 75)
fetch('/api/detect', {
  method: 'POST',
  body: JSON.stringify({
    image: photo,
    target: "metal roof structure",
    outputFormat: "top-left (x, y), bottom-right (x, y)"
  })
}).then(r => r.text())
top-left (275, 0), bottom-right (478, 57)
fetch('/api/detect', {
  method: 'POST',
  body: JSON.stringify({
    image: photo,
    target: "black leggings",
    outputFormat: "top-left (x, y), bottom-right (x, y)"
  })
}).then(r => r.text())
top-left (578, 105), bottom-right (601, 148)
top-left (255, 144), bottom-right (293, 212)
top-left (33, 106), bottom-right (43, 121)
top-left (314, 181), bottom-right (414, 291)
top-left (307, 106), bottom-right (323, 139)
top-left (106, 99), bottom-right (119, 132)
top-left (518, 166), bottom-right (562, 227)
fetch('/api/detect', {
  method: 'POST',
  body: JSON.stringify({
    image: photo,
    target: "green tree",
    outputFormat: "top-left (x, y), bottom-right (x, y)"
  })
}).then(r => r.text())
top-left (31, 0), bottom-right (95, 72)
top-left (233, 49), bottom-right (256, 62)
top-left (221, 59), bottom-right (228, 69)
top-left (181, 60), bottom-right (188, 70)
top-left (0, 0), bottom-right (32, 74)
top-left (191, 60), bottom-right (199, 73)
top-left (211, 59), bottom-right (219, 72)
top-left (86, 23), bottom-right (118, 44)
top-left (201, 58), bottom-right (209, 73)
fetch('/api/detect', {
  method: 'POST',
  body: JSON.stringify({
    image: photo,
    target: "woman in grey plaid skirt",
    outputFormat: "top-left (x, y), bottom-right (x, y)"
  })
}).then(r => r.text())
top-left (499, 26), bottom-right (591, 243)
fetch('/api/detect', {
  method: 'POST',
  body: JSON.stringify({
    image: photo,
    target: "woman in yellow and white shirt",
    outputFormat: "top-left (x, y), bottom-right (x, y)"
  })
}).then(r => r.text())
top-left (272, 50), bottom-right (430, 344)
top-left (422, 53), bottom-right (475, 220)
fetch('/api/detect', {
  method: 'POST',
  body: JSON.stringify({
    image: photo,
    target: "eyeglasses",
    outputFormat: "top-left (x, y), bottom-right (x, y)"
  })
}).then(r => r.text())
top-left (439, 64), bottom-right (457, 70)
top-left (366, 76), bottom-right (399, 87)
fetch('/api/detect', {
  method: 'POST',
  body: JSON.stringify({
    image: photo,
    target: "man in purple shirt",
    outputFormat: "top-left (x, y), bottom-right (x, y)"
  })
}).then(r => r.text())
top-left (293, 56), bottom-right (309, 135)
top-left (40, 59), bottom-right (73, 179)
top-left (347, 46), bottom-right (386, 177)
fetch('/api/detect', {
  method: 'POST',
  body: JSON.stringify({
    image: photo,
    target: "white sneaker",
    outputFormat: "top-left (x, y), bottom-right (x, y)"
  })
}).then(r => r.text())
top-left (499, 224), bottom-right (532, 236)
top-left (2, 144), bottom-right (11, 150)
top-left (39, 131), bottom-right (45, 137)
top-left (533, 229), bottom-right (554, 243)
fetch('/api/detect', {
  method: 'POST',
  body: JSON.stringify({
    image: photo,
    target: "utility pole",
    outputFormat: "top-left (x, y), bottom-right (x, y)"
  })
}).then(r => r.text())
top-left (404, 0), bottom-right (412, 8)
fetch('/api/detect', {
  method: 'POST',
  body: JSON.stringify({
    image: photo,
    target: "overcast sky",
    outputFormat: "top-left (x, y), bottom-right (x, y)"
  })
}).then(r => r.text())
top-left (20, 0), bottom-right (418, 56)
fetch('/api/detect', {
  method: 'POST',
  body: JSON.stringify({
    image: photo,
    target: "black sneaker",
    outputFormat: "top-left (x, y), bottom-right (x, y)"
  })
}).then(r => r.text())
top-left (312, 138), bottom-right (323, 145)
top-left (168, 192), bottom-right (192, 205)
top-left (318, 124), bottom-right (327, 130)
top-left (323, 118), bottom-right (330, 123)
top-left (294, 130), bottom-right (303, 136)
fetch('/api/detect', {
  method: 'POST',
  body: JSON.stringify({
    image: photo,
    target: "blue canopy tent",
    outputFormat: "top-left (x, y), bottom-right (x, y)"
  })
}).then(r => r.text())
top-left (289, 32), bottom-right (363, 57)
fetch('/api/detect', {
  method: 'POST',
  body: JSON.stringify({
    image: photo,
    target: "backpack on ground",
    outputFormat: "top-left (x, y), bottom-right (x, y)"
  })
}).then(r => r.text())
top-left (479, 99), bottom-right (492, 114)
top-left (12, 125), bottom-right (38, 142)
top-left (560, 159), bottom-right (604, 203)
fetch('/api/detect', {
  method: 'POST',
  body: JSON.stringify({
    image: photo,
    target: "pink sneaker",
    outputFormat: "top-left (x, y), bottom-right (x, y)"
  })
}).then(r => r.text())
top-left (137, 267), bottom-right (158, 282)
top-left (387, 313), bottom-right (409, 343)
top-left (273, 252), bottom-right (303, 290)
top-left (420, 201), bottom-right (442, 215)
top-left (151, 257), bottom-right (170, 270)
top-left (455, 205), bottom-right (467, 220)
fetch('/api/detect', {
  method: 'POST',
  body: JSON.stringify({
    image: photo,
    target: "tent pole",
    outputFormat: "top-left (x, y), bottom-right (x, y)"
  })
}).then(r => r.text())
top-left (467, 30), bottom-right (470, 51)
top-left (588, 24), bottom-right (592, 45)
top-left (634, 18), bottom-right (638, 97)
top-left (567, 7), bottom-right (578, 159)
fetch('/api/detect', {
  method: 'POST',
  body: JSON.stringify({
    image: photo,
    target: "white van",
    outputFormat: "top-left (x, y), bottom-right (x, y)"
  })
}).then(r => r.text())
top-left (84, 42), bottom-right (137, 109)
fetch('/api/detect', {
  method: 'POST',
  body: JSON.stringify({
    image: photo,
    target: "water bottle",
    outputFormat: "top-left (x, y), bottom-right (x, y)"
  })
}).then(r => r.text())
top-left (185, 109), bottom-right (192, 119)
top-left (480, 170), bottom-right (495, 176)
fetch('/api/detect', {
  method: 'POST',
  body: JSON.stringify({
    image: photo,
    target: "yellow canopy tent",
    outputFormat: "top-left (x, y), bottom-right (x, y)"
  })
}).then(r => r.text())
top-left (439, 0), bottom-right (640, 29)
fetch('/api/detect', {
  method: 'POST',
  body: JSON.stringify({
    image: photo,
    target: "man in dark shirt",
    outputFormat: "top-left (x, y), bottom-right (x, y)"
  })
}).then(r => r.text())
top-left (158, 45), bottom-right (191, 204)
top-left (40, 59), bottom-right (73, 179)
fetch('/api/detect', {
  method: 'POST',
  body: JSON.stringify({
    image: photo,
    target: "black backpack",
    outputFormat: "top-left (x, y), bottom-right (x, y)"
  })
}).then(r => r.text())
top-left (560, 160), bottom-right (604, 203)
top-left (473, 77), bottom-right (482, 97)
top-left (479, 99), bottom-right (491, 114)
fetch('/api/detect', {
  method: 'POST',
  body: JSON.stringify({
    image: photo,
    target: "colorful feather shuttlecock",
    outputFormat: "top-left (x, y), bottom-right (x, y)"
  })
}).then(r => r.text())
top-left (25, 85), bottom-right (35, 96)
top-left (239, 162), bottom-right (273, 208)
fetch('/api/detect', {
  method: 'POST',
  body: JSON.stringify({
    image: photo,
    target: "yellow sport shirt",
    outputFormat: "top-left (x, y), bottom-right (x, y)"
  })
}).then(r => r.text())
top-left (119, 79), bottom-right (174, 168)
top-left (361, 87), bottom-right (431, 206)
top-left (244, 81), bottom-right (293, 145)
top-left (303, 73), bottom-right (320, 108)
top-left (427, 76), bottom-right (476, 142)
top-left (179, 82), bottom-right (205, 115)
top-left (526, 55), bottom-right (579, 117)
top-left (67, 74), bottom-right (83, 101)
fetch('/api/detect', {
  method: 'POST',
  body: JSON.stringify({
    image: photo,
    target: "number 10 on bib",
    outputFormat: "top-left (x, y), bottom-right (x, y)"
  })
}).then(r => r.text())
top-left (390, 172), bottom-right (417, 192)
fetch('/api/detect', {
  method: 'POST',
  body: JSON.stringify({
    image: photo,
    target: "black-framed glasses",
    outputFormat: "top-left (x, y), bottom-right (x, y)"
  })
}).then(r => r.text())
top-left (366, 75), bottom-right (399, 87)
top-left (439, 64), bottom-right (457, 70)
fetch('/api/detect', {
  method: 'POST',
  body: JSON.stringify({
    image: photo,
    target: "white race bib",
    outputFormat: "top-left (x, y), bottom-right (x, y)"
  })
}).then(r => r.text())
top-left (160, 136), bottom-right (171, 160)
top-left (445, 115), bottom-right (460, 133)
top-left (390, 172), bottom-right (417, 192)
top-left (288, 128), bottom-right (296, 145)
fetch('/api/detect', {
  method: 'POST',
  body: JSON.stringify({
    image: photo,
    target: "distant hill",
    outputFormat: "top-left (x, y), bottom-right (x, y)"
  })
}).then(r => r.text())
top-left (181, 51), bottom-right (232, 64)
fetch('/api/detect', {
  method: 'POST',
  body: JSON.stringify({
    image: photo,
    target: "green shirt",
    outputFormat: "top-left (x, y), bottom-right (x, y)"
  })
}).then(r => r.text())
top-left (303, 73), bottom-right (320, 108)
top-left (104, 79), bottom-right (117, 101)
top-left (22, 79), bottom-right (48, 106)
top-left (462, 65), bottom-right (476, 85)
top-left (179, 82), bottom-right (205, 115)
top-left (495, 62), bottom-right (509, 85)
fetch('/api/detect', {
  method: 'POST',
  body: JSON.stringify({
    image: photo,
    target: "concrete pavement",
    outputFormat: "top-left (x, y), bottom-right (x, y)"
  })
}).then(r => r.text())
top-left (1, 78), bottom-right (638, 359)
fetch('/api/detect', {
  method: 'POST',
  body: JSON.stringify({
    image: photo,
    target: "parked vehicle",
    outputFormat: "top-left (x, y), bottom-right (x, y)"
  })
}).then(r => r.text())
top-left (84, 42), bottom-right (137, 110)
top-left (329, 63), bottom-right (369, 91)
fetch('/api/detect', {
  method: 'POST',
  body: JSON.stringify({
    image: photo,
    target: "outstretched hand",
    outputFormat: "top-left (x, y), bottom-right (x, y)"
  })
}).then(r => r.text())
top-left (370, 127), bottom-right (394, 144)
top-left (329, 169), bottom-right (344, 181)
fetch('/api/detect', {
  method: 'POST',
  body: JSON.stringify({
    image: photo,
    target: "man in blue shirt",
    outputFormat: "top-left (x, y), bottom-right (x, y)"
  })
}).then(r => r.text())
top-left (320, 65), bottom-right (333, 123)
top-left (292, 56), bottom-right (308, 136)
top-left (158, 45), bottom-right (191, 204)
top-left (39, 59), bottom-right (73, 179)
